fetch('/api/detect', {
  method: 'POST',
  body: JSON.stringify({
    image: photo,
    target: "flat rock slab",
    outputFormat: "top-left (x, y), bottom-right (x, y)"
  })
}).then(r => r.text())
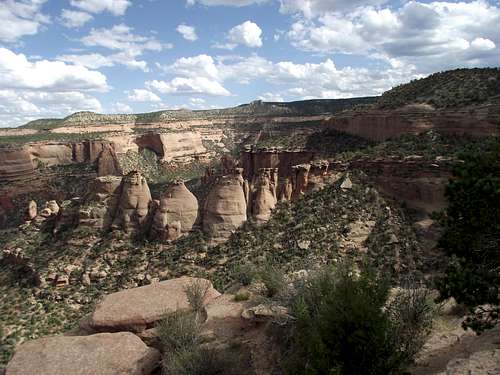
top-left (5, 332), bottom-right (160, 375)
top-left (88, 276), bottom-right (220, 332)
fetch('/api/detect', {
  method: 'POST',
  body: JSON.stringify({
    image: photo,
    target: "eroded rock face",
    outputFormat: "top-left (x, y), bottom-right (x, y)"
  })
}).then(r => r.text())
top-left (292, 164), bottom-right (311, 201)
top-left (250, 168), bottom-right (278, 223)
top-left (0, 148), bottom-right (35, 182)
top-left (5, 332), bottom-right (160, 375)
top-left (307, 160), bottom-right (329, 192)
top-left (87, 277), bottom-right (220, 332)
top-left (151, 180), bottom-right (199, 242)
top-left (79, 176), bottom-right (123, 230)
top-left (97, 144), bottom-right (123, 177)
top-left (135, 132), bottom-right (207, 162)
top-left (203, 168), bottom-right (248, 244)
top-left (112, 171), bottom-right (153, 234)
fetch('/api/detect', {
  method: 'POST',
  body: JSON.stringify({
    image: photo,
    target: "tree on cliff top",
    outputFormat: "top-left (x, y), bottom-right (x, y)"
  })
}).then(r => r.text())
top-left (437, 136), bottom-right (500, 333)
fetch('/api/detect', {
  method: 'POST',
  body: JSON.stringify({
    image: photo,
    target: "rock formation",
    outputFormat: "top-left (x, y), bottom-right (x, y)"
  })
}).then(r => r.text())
top-left (79, 176), bottom-right (123, 230)
top-left (279, 177), bottom-right (293, 202)
top-left (0, 147), bottom-right (35, 182)
top-left (249, 168), bottom-right (278, 223)
top-left (291, 164), bottom-right (311, 201)
top-left (112, 171), bottom-right (153, 234)
top-left (307, 160), bottom-right (330, 192)
top-left (26, 200), bottom-right (37, 221)
top-left (135, 132), bottom-right (207, 162)
top-left (97, 144), bottom-right (123, 177)
top-left (203, 168), bottom-right (248, 244)
top-left (151, 180), bottom-right (199, 242)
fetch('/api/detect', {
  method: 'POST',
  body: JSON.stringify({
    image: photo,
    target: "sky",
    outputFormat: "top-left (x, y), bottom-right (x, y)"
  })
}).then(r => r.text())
top-left (0, 0), bottom-right (499, 127)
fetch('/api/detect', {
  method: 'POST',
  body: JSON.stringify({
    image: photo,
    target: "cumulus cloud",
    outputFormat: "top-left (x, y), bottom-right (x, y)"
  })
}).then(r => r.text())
top-left (110, 102), bottom-right (133, 113)
top-left (127, 89), bottom-right (161, 102)
top-left (81, 24), bottom-right (169, 56)
top-left (60, 9), bottom-right (93, 28)
top-left (279, 0), bottom-right (387, 18)
top-left (0, 89), bottom-right (102, 127)
top-left (146, 77), bottom-right (231, 96)
top-left (0, 0), bottom-right (50, 42)
top-left (57, 52), bottom-right (148, 72)
top-left (258, 92), bottom-right (284, 102)
top-left (177, 24), bottom-right (198, 41)
top-left (70, 0), bottom-right (131, 16)
top-left (214, 20), bottom-right (263, 49)
top-left (0, 47), bottom-right (107, 91)
top-left (156, 53), bottom-right (417, 101)
top-left (286, 1), bottom-right (500, 73)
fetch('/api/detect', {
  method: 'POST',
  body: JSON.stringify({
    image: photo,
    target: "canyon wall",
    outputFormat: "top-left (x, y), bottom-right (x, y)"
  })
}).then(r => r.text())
top-left (324, 102), bottom-right (500, 142)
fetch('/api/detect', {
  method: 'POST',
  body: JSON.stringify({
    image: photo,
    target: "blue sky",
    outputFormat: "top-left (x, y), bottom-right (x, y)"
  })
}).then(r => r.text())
top-left (0, 0), bottom-right (499, 127)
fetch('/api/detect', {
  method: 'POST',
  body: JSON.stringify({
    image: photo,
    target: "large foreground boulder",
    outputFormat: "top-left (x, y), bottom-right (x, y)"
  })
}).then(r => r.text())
top-left (5, 332), bottom-right (160, 375)
top-left (87, 277), bottom-right (220, 332)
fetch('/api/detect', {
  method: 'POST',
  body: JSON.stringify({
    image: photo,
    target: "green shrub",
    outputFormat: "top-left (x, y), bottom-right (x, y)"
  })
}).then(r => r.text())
top-left (234, 291), bottom-right (250, 302)
top-left (232, 262), bottom-right (257, 286)
top-left (184, 281), bottom-right (209, 315)
top-left (259, 262), bottom-right (287, 299)
top-left (282, 264), bottom-right (434, 375)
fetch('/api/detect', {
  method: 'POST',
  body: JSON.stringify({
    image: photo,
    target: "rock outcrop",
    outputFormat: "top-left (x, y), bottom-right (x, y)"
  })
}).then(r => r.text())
top-left (86, 277), bottom-right (220, 332)
top-left (79, 176), bottom-right (123, 230)
top-left (135, 132), bottom-right (207, 162)
top-left (112, 171), bottom-right (153, 234)
top-left (151, 180), bottom-right (198, 242)
top-left (291, 164), bottom-right (311, 201)
top-left (203, 168), bottom-right (248, 244)
top-left (249, 168), bottom-right (278, 223)
top-left (5, 332), bottom-right (160, 375)
top-left (97, 144), bottom-right (123, 177)
top-left (0, 148), bottom-right (35, 183)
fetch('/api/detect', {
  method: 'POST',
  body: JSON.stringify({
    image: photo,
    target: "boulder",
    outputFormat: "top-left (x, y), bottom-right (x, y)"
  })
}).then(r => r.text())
top-left (97, 144), bottom-right (123, 177)
top-left (40, 200), bottom-right (59, 218)
top-left (250, 168), bottom-right (278, 223)
top-left (87, 276), bottom-right (220, 332)
top-left (5, 332), bottom-right (160, 375)
top-left (112, 171), bottom-right (152, 234)
top-left (203, 168), bottom-right (248, 244)
top-left (151, 180), bottom-right (198, 241)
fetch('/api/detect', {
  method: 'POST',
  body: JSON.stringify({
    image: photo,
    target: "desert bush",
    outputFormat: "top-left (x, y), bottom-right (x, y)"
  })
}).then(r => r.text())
top-left (184, 281), bottom-right (209, 315)
top-left (232, 262), bottom-right (257, 286)
top-left (156, 310), bottom-right (248, 375)
top-left (282, 264), bottom-right (434, 375)
top-left (259, 261), bottom-right (287, 299)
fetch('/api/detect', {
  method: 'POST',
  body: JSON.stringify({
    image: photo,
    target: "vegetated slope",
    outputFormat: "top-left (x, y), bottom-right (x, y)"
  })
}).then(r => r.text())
top-left (378, 68), bottom-right (500, 109)
top-left (18, 97), bottom-right (377, 129)
top-left (0, 173), bottom-right (429, 365)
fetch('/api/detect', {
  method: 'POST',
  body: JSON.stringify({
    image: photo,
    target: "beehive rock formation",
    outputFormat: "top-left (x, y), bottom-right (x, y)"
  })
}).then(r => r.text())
top-left (203, 168), bottom-right (248, 244)
top-left (112, 171), bottom-right (153, 234)
top-left (151, 180), bottom-right (199, 241)
top-left (0, 148), bottom-right (35, 182)
top-left (250, 168), bottom-right (278, 223)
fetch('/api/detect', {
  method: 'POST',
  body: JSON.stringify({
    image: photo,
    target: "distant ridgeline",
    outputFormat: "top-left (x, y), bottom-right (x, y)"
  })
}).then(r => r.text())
top-left (378, 67), bottom-right (500, 109)
top-left (19, 97), bottom-right (377, 130)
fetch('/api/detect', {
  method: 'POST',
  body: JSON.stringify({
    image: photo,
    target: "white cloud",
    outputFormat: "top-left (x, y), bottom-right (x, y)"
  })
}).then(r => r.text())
top-left (0, 47), bottom-right (107, 91)
top-left (81, 24), bottom-right (170, 56)
top-left (60, 9), bottom-right (93, 28)
top-left (0, 0), bottom-right (50, 42)
top-left (279, 0), bottom-right (387, 18)
top-left (127, 89), bottom-right (161, 102)
top-left (286, 1), bottom-right (500, 73)
top-left (146, 77), bottom-right (231, 96)
top-left (258, 92), bottom-right (284, 102)
top-left (0, 89), bottom-right (102, 127)
top-left (57, 52), bottom-right (148, 72)
top-left (70, 0), bottom-right (131, 16)
top-left (177, 24), bottom-right (198, 41)
top-left (110, 102), bottom-right (133, 113)
top-left (227, 20), bottom-right (263, 48)
top-left (187, 0), bottom-right (267, 6)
